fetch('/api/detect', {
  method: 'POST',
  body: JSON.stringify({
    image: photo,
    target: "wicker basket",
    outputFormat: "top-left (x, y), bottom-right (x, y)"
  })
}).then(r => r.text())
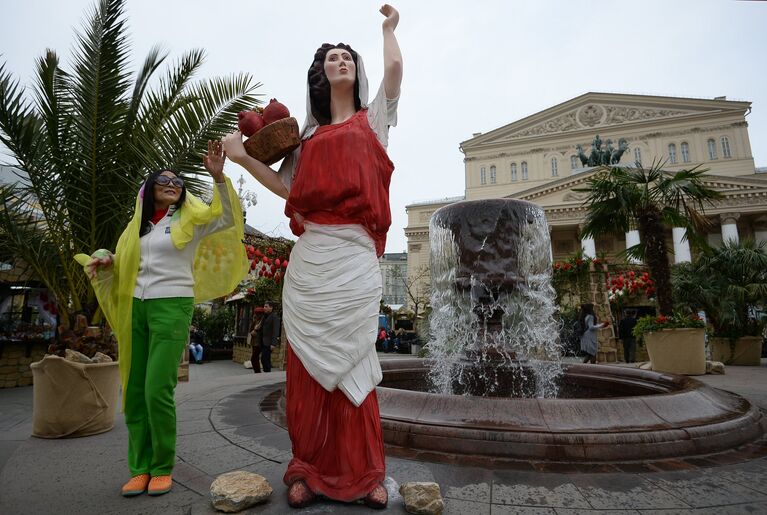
top-left (243, 117), bottom-right (300, 165)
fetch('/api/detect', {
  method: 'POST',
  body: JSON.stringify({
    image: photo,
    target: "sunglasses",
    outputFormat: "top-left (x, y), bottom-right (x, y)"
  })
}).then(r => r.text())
top-left (155, 175), bottom-right (184, 188)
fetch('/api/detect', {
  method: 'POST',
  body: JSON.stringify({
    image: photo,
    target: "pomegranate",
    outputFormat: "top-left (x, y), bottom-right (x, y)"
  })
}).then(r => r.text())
top-left (262, 99), bottom-right (290, 125)
top-left (237, 110), bottom-right (265, 137)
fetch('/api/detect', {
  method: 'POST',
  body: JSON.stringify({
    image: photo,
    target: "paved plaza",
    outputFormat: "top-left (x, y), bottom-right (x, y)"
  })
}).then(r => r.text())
top-left (2, 356), bottom-right (767, 514)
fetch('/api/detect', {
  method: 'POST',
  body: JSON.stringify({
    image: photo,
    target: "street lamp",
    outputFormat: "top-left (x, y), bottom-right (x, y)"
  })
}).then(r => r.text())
top-left (237, 175), bottom-right (258, 224)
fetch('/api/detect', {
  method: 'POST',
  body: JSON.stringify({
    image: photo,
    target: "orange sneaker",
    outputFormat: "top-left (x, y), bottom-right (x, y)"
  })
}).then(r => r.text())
top-left (147, 475), bottom-right (173, 496)
top-left (121, 473), bottom-right (150, 497)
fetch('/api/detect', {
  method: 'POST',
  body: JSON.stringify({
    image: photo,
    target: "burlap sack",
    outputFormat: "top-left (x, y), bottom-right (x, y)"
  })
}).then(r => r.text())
top-left (30, 355), bottom-right (120, 438)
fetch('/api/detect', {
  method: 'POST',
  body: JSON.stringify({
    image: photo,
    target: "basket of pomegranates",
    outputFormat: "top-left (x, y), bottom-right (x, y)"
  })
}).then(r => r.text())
top-left (240, 99), bottom-right (300, 165)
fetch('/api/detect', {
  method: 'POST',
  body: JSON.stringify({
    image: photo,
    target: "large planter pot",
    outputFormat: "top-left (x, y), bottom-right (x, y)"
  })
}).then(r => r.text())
top-left (644, 328), bottom-right (706, 375)
top-left (30, 355), bottom-right (120, 438)
top-left (710, 336), bottom-right (763, 366)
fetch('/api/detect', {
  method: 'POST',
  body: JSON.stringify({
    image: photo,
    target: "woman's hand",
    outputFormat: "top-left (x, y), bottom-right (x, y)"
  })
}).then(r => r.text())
top-left (380, 4), bottom-right (399, 32)
top-left (203, 139), bottom-right (226, 183)
top-left (85, 251), bottom-right (113, 279)
top-left (222, 131), bottom-right (249, 166)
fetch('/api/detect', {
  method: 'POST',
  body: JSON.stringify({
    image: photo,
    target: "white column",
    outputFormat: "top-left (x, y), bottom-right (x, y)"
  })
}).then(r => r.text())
top-left (754, 216), bottom-right (767, 244)
top-left (547, 226), bottom-right (553, 264)
top-left (720, 213), bottom-right (740, 245)
top-left (672, 227), bottom-right (691, 263)
top-left (581, 236), bottom-right (596, 258)
top-left (625, 230), bottom-right (641, 264)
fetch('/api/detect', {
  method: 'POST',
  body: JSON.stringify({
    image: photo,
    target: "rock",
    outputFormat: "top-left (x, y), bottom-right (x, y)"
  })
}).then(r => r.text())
top-left (399, 482), bottom-right (444, 515)
top-left (638, 361), bottom-right (652, 370)
top-left (210, 471), bottom-right (272, 512)
top-left (90, 352), bottom-right (113, 363)
top-left (706, 360), bottom-right (726, 375)
top-left (64, 349), bottom-right (92, 363)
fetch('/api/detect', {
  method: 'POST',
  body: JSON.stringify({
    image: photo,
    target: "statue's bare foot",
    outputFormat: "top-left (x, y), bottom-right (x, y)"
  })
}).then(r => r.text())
top-left (364, 483), bottom-right (388, 509)
top-left (287, 480), bottom-right (316, 508)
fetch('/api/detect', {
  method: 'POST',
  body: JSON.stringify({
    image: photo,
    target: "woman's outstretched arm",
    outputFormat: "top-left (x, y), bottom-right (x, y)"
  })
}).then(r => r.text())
top-left (222, 131), bottom-right (290, 200)
top-left (380, 4), bottom-right (402, 99)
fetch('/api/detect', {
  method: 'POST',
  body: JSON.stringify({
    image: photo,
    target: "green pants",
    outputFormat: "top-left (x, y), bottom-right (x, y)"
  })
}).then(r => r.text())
top-left (125, 297), bottom-right (193, 476)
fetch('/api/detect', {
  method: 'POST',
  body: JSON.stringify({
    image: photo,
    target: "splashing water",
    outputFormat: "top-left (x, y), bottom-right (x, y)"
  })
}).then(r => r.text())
top-left (427, 200), bottom-right (563, 398)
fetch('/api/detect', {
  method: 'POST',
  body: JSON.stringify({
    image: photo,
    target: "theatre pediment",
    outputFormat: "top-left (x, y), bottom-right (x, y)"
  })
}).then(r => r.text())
top-left (462, 93), bottom-right (751, 149)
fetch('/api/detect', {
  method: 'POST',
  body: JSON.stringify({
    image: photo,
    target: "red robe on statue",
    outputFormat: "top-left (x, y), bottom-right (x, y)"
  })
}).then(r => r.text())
top-left (282, 108), bottom-right (393, 501)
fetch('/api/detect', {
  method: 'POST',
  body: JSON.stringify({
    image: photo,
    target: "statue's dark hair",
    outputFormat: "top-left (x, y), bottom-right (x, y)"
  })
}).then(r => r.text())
top-left (308, 43), bottom-right (361, 126)
top-left (139, 169), bottom-right (187, 236)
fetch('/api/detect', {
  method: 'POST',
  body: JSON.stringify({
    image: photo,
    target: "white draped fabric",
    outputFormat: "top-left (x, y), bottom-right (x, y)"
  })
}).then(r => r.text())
top-left (282, 222), bottom-right (383, 406)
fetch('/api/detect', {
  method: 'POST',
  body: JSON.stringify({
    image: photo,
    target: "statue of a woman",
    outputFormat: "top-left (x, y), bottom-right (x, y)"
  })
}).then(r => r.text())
top-left (223, 4), bottom-right (403, 510)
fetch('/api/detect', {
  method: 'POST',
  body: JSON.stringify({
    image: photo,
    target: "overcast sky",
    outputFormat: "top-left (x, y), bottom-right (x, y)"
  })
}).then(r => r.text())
top-left (2, 0), bottom-right (766, 253)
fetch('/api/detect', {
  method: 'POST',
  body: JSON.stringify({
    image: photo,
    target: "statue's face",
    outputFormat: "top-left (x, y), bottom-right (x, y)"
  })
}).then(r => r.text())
top-left (324, 48), bottom-right (356, 89)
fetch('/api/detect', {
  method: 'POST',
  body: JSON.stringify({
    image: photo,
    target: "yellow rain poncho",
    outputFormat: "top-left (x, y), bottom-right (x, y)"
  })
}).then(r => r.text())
top-left (75, 177), bottom-right (249, 406)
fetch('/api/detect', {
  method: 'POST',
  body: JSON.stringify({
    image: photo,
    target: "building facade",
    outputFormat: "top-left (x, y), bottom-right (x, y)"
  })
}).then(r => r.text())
top-left (405, 92), bottom-right (767, 300)
top-left (379, 252), bottom-right (408, 307)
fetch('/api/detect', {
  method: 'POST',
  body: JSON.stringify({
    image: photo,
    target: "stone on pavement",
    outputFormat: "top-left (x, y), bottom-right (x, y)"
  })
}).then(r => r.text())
top-left (707, 360), bottom-right (726, 374)
top-left (400, 481), bottom-right (444, 515)
top-left (210, 470), bottom-right (272, 512)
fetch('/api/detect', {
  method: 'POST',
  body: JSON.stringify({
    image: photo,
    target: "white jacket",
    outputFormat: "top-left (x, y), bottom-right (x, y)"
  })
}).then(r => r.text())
top-left (133, 182), bottom-right (235, 300)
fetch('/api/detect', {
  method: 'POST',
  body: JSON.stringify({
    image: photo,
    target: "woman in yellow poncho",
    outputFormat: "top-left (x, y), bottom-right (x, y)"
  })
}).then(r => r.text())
top-left (76, 140), bottom-right (248, 497)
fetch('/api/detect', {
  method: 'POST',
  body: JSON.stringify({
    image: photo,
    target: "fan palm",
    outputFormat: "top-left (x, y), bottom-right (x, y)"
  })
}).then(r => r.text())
top-left (673, 240), bottom-right (767, 337)
top-left (576, 161), bottom-right (721, 315)
top-left (0, 0), bottom-right (261, 330)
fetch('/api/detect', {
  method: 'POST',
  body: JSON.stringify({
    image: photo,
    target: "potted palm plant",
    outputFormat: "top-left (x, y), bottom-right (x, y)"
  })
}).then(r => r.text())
top-left (576, 161), bottom-right (720, 375)
top-left (673, 240), bottom-right (767, 365)
top-left (0, 0), bottom-right (260, 437)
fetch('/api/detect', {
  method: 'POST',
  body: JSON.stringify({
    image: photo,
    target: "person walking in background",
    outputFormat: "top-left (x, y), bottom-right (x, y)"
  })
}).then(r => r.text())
top-left (189, 325), bottom-right (204, 364)
top-left (248, 313), bottom-right (263, 373)
top-left (579, 303), bottom-right (609, 364)
top-left (619, 309), bottom-right (638, 363)
top-left (258, 301), bottom-right (280, 372)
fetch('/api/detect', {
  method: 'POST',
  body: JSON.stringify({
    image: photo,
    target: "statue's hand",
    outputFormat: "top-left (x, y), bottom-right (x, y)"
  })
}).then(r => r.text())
top-left (222, 131), bottom-right (248, 165)
top-left (380, 4), bottom-right (399, 32)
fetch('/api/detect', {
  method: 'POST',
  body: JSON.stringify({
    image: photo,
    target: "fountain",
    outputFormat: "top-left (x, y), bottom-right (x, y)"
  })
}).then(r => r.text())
top-left (264, 198), bottom-right (766, 464)
top-left (374, 199), bottom-right (765, 464)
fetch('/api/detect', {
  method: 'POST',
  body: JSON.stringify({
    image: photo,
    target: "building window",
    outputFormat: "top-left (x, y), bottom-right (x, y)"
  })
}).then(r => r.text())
top-left (480, 167), bottom-right (486, 185)
top-left (550, 157), bottom-right (558, 177)
top-left (570, 155), bottom-right (579, 170)
top-left (708, 139), bottom-right (717, 160)
top-left (634, 147), bottom-right (642, 166)
top-left (668, 143), bottom-right (677, 164)
top-left (681, 142), bottom-right (690, 163)
top-left (489, 165), bottom-right (496, 184)
top-left (721, 136), bottom-right (732, 158)
top-left (521, 161), bottom-right (528, 180)
top-left (511, 163), bottom-right (517, 181)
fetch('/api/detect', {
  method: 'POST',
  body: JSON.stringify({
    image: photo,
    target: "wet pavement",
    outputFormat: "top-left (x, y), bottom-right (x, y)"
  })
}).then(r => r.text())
top-left (2, 356), bottom-right (767, 514)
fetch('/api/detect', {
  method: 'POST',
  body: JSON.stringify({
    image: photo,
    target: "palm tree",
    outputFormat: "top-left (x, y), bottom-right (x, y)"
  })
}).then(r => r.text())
top-left (576, 162), bottom-right (721, 315)
top-left (673, 240), bottom-right (767, 337)
top-left (0, 0), bottom-right (261, 331)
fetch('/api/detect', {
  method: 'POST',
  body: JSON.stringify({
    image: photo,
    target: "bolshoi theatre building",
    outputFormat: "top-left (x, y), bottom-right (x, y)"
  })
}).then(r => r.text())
top-left (404, 92), bottom-right (767, 294)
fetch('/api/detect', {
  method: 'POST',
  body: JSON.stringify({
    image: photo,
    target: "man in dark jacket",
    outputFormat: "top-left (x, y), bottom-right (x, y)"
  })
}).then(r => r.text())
top-left (259, 301), bottom-right (281, 372)
top-left (619, 309), bottom-right (638, 363)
